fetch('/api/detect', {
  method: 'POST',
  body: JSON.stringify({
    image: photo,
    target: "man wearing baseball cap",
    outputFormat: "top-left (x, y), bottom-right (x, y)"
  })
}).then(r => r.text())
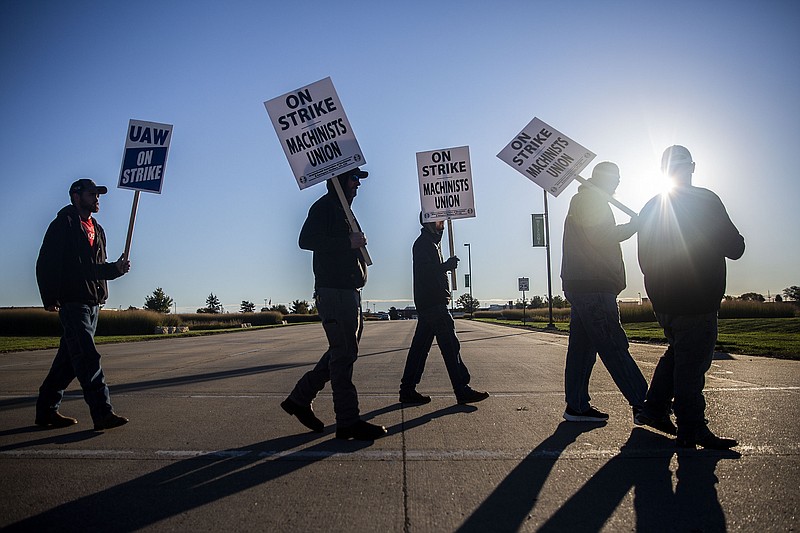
top-left (35, 178), bottom-right (131, 431)
top-left (636, 146), bottom-right (744, 449)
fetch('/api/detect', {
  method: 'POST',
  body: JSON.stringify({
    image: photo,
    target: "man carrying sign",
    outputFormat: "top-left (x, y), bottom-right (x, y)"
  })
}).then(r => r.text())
top-left (398, 214), bottom-right (489, 406)
top-left (560, 162), bottom-right (649, 425)
top-left (35, 179), bottom-right (130, 431)
top-left (281, 168), bottom-right (387, 441)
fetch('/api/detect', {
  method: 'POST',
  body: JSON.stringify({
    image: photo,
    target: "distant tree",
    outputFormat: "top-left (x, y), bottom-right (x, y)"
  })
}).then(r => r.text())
top-left (775, 294), bottom-right (783, 302)
top-left (240, 300), bottom-right (256, 313)
top-left (548, 295), bottom-right (568, 308)
top-left (531, 295), bottom-right (545, 308)
top-left (290, 299), bottom-right (310, 314)
top-left (457, 294), bottom-right (480, 314)
top-left (389, 306), bottom-right (399, 320)
top-left (738, 292), bottom-right (765, 302)
top-left (201, 293), bottom-right (222, 314)
top-left (269, 304), bottom-right (290, 315)
top-left (143, 287), bottom-right (173, 314)
top-left (783, 286), bottom-right (800, 301)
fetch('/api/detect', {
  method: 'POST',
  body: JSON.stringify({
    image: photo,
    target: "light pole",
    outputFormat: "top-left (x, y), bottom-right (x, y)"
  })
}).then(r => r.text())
top-left (464, 243), bottom-right (473, 314)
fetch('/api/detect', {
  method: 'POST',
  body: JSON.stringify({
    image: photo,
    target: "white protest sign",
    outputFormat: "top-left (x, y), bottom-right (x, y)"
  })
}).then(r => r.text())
top-left (417, 145), bottom-right (475, 222)
top-left (118, 119), bottom-right (173, 194)
top-left (264, 77), bottom-right (365, 190)
top-left (497, 117), bottom-right (595, 197)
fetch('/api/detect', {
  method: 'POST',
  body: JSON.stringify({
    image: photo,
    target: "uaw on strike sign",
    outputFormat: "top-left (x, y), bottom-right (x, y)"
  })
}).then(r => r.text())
top-left (265, 77), bottom-right (365, 190)
top-left (118, 119), bottom-right (173, 194)
top-left (497, 117), bottom-right (595, 197)
top-left (417, 146), bottom-right (475, 221)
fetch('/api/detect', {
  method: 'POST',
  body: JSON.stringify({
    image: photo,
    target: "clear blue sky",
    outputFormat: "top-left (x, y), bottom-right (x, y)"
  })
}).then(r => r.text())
top-left (2, 1), bottom-right (798, 313)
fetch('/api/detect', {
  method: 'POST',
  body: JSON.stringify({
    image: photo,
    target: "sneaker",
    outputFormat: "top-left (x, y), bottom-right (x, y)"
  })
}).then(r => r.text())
top-left (35, 411), bottom-right (78, 428)
top-left (456, 387), bottom-right (490, 405)
top-left (634, 410), bottom-right (677, 435)
top-left (399, 390), bottom-right (432, 404)
top-left (335, 420), bottom-right (387, 440)
top-left (281, 398), bottom-right (324, 433)
top-left (677, 429), bottom-right (738, 450)
top-left (563, 405), bottom-right (609, 422)
top-left (93, 412), bottom-right (129, 431)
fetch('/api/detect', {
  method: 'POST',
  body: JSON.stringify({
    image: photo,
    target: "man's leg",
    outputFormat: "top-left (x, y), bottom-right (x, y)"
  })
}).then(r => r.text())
top-left (587, 293), bottom-right (647, 409)
top-left (58, 304), bottom-right (113, 423)
top-left (420, 305), bottom-right (471, 394)
top-left (400, 316), bottom-right (435, 395)
top-left (564, 292), bottom-right (598, 413)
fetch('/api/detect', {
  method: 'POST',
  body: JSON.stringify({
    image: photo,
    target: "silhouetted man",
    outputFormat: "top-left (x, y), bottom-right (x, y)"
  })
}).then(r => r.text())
top-left (636, 146), bottom-right (744, 449)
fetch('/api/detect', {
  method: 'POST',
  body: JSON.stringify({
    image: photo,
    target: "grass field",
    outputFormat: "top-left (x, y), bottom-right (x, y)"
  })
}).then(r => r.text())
top-left (475, 317), bottom-right (800, 360)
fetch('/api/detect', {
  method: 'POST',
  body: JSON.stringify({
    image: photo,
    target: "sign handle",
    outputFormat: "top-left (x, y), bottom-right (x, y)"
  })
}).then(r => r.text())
top-left (575, 175), bottom-right (638, 217)
top-left (123, 190), bottom-right (140, 261)
top-left (330, 178), bottom-right (373, 266)
top-left (447, 219), bottom-right (457, 290)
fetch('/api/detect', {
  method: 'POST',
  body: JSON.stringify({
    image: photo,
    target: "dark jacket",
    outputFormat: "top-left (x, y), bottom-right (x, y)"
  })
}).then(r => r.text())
top-left (299, 191), bottom-right (367, 290)
top-left (36, 205), bottom-right (123, 308)
top-left (561, 183), bottom-right (637, 294)
top-left (638, 185), bottom-right (745, 314)
top-left (412, 227), bottom-right (451, 310)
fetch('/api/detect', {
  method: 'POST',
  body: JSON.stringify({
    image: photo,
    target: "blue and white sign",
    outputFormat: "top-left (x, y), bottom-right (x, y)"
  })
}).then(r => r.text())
top-left (118, 119), bottom-right (173, 194)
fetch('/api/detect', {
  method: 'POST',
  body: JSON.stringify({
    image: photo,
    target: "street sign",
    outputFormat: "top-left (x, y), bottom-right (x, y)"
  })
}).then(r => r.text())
top-left (532, 213), bottom-right (546, 247)
top-left (118, 119), bottom-right (173, 194)
top-left (497, 117), bottom-right (595, 197)
top-left (518, 277), bottom-right (529, 291)
top-left (264, 77), bottom-right (365, 190)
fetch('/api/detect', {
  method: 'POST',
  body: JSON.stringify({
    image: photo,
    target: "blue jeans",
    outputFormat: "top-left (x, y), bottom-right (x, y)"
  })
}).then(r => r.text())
top-left (642, 312), bottom-right (718, 439)
top-left (36, 303), bottom-right (114, 422)
top-left (400, 304), bottom-right (471, 395)
top-left (289, 288), bottom-right (363, 427)
top-left (564, 292), bottom-right (647, 412)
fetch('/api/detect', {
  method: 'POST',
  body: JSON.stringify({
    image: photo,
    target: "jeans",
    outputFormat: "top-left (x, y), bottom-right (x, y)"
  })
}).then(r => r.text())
top-left (289, 288), bottom-right (363, 427)
top-left (400, 304), bottom-right (471, 395)
top-left (36, 303), bottom-right (113, 422)
top-left (642, 312), bottom-right (718, 439)
top-left (564, 291), bottom-right (647, 412)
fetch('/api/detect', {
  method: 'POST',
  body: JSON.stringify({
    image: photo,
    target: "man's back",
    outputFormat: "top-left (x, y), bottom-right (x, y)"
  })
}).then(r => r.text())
top-left (638, 185), bottom-right (744, 314)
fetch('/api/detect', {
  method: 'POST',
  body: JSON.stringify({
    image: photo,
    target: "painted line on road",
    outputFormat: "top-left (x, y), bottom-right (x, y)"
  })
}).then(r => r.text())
top-left (3, 444), bottom-right (798, 461)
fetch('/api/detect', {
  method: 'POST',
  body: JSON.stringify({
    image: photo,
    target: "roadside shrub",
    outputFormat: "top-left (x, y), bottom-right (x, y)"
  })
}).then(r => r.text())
top-left (97, 309), bottom-right (181, 336)
top-left (0, 308), bottom-right (61, 336)
top-left (177, 311), bottom-right (283, 330)
top-left (473, 308), bottom-right (571, 321)
top-left (719, 301), bottom-right (796, 319)
top-left (283, 314), bottom-right (322, 324)
top-left (618, 302), bottom-right (656, 323)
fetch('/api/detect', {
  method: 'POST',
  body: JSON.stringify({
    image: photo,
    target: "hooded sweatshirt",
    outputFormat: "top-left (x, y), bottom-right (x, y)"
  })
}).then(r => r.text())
top-left (561, 183), bottom-right (637, 295)
top-left (412, 225), bottom-right (451, 310)
top-left (36, 205), bottom-right (122, 307)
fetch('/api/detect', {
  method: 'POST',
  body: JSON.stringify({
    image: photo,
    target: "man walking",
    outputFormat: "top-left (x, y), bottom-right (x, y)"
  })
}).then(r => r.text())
top-left (281, 168), bottom-right (387, 441)
top-left (398, 215), bottom-right (489, 405)
top-left (636, 146), bottom-right (744, 449)
top-left (36, 178), bottom-right (130, 431)
top-left (560, 162), bottom-right (648, 423)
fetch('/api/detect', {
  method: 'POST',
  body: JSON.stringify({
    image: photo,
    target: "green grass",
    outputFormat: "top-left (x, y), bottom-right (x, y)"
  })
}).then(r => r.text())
top-left (475, 317), bottom-right (800, 360)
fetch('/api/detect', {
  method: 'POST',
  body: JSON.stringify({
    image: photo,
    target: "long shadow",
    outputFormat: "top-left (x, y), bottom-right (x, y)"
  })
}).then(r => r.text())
top-left (457, 421), bottom-right (605, 532)
top-left (536, 429), bottom-right (740, 532)
top-left (0, 361), bottom-right (312, 410)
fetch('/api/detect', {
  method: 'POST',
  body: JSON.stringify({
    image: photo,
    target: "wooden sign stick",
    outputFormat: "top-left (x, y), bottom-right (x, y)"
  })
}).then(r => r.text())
top-left (330, 177), bottom-right (373, 266)
top-left (447, 218), bottom-right (457, 290)
top-left (574, 175), bottom-right (638, 217)
top-left (123, 190), bottom-right (140, 261)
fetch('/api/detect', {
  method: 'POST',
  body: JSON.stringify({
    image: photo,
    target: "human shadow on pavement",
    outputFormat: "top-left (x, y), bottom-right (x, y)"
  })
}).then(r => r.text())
top-left (2, 428), bottom-right (376, 532)
top-left (0, 427), bottom-right (101, 451)
top-left (536, 428), bottom-right (740, 532)
top-left (457, 421), bottom-right (605, 532)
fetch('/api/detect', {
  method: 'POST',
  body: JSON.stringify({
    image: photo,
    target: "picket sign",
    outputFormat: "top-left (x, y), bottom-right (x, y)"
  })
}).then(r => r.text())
top-left (446, 219), bottom-right (457, 290)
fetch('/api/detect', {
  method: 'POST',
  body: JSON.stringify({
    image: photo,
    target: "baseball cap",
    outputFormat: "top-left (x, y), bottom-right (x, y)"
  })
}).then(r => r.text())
top-left (661, 145), bottom-right (693, 172)
top-left (69, 178), bottom-right (108, 195)
top-left (339, 168), bottom-right (368, 180)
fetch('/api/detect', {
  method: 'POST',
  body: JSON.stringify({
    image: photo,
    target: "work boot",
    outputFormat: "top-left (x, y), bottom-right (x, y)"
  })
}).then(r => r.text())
top-left (399, 390), bottom-right (432, 404)
top-left (335, 420), bottom-right (387, 440)
top-left (281, 398), bottom-right (324, 432)
top-left (35, 411), bottom-right (78, 428)
top-left (93, 412), bottom-right (129, 431)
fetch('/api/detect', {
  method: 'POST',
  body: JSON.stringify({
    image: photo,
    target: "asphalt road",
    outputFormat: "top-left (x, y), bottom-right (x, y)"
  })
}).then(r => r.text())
top-left (1, 320), bottom-right (798, 532)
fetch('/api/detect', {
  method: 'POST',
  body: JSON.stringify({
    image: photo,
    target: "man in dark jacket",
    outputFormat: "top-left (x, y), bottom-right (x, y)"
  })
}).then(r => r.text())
top-left (636, 146), bottom-right (744, 449)
top-left (398, 215), bottom-right (489, 405)
top-left (35, 178), bottom-right (130, 431)
top-left (560, 162), bottom-right (648, 424)
top-left (281, 168), bottom-right (387, 441)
